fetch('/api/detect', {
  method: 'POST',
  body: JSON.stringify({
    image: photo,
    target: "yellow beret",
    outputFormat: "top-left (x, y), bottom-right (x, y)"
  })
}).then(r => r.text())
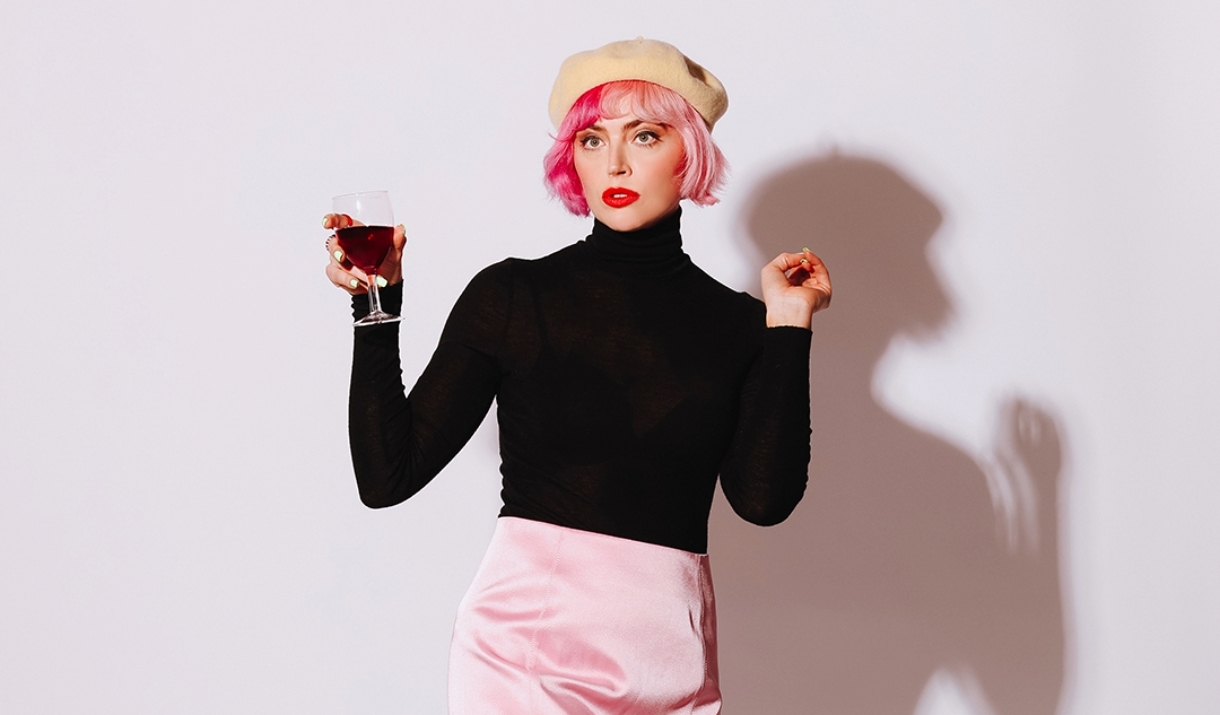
top-left (548, 37), bottom-right (728, 130)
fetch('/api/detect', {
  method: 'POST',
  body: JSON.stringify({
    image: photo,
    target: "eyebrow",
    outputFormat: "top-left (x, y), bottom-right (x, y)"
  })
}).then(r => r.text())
top-left (582, 119), bottom-right (662, 134)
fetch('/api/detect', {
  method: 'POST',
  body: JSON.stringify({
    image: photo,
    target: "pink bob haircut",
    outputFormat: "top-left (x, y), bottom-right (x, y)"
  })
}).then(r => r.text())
top-left (543, 80), bottom-right (728, 216)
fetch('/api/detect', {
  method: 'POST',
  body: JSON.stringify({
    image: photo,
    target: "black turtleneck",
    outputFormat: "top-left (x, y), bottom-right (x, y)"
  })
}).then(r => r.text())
top-left (583, 207), bottom-right (690, 275)
top-left (348, 209), bottom-right (812, 553)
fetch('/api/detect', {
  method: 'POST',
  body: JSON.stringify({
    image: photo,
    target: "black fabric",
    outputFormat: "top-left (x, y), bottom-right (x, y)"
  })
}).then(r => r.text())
top-left (348, 209), bottom-right (812, 553)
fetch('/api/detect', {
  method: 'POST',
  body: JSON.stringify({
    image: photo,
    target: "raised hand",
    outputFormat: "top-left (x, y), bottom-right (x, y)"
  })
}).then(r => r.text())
top-left (760, 248), bottom-right (832, 328)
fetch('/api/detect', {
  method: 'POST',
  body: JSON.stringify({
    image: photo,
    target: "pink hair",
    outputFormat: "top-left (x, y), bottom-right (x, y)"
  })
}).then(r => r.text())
top-left (543, 80), bottom-right (728, 216)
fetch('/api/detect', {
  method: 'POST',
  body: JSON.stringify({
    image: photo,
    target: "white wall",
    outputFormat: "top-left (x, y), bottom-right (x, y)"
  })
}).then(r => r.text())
top-left (2, 1), bottom-right (1216, 713)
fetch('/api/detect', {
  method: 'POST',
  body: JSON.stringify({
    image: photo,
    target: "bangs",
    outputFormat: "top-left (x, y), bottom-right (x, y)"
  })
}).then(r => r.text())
top-left (595, 80), bottom-right (694, 129)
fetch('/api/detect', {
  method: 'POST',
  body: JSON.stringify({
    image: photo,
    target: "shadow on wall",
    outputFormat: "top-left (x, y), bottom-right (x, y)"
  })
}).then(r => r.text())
top-left (709, 152), bottom-right (1069, 715)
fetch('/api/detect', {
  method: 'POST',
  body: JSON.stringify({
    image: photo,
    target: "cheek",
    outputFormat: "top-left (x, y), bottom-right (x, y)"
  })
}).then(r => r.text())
top-left (663, 148), bottom-right (686, 192)
top-left (663, 152), bottom-right (686, 194)
top-left (573, 156), bottom-right (598, 194)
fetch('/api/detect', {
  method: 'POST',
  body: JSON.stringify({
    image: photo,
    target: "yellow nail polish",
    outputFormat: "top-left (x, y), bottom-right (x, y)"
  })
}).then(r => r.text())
top-left (333, 250), bottom-right (344, 262)
top-left (375, 276), bottom-right (388, 288)
top-left (802, 246), bottom-right (811, 253)
top-left (349, 278), bottom-right (359, 289)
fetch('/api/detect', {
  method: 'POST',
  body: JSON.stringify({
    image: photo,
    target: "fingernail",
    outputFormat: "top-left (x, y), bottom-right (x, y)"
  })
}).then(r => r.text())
top-left (333, 249), bottom-right (344, 262)
top-left (375, 276), bottom-right (388, 288)
top-left (322, 217), bottom-right (329, 227)
top-left (349, 278), bottom-right (360, 289)
top-left (800, 258), bottom-right (810, 265)
top-left (802, 246), bottom-right (811, 253)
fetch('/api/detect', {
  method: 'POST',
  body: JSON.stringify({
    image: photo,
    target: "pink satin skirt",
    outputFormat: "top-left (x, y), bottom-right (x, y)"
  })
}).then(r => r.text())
top-left (448, 517), bottom-right (721, 714)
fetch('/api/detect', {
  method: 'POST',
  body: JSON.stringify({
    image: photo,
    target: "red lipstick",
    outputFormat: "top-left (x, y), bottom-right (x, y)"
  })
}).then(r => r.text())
top-left (602, 188), bottom-right (640, 208)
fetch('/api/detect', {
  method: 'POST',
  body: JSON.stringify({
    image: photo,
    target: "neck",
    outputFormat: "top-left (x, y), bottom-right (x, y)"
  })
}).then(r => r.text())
top-left (584, 208), bottom-right (689, 276)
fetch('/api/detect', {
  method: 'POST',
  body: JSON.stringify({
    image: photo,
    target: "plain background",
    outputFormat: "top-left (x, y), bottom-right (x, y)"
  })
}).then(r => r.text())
top-left (2, 1), bottom-right (1217, 713)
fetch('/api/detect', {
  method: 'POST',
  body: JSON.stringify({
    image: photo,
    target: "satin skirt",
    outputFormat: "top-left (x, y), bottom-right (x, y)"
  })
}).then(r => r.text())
top-left (448, 517), bottom-right (721, 714)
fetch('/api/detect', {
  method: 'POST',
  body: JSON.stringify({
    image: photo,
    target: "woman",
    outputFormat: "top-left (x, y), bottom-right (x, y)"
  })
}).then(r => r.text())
top-left (324, 38), bottom-right (831, 715)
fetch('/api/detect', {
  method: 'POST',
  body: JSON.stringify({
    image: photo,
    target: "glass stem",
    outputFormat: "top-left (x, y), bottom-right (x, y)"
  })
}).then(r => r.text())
top-left (366, 274), bottom-right (384, 317)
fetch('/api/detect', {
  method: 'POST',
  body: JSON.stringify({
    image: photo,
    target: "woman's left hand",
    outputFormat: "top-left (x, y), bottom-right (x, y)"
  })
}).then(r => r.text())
top-left (760, 248), bottom-right (832, 328)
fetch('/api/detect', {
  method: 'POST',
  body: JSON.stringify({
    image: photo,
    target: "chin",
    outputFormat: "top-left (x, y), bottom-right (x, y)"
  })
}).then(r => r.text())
top-left (592, 204), bottom-right (679, 232)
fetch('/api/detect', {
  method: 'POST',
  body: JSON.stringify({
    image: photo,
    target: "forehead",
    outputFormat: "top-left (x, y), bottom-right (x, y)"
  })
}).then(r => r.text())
top-left (584, 110), bottom-right (665, 131)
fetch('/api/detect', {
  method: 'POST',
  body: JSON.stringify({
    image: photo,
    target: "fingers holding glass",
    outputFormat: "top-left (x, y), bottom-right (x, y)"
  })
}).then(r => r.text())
top-left (325, 234), bottom-right (367, 295)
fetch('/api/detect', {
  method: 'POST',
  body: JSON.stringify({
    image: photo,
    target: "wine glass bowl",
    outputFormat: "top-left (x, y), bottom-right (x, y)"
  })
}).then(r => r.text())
top-left (335, 225), bottom-right (395, 275)
top-left (332, 191), bottom-right (400, 327)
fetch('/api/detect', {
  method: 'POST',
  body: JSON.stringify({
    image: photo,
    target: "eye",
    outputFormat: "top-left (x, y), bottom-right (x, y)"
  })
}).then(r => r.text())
top-left (578, 135), bottom-right (604, 149)
top-left (634, 130), bottom-right (660, 145)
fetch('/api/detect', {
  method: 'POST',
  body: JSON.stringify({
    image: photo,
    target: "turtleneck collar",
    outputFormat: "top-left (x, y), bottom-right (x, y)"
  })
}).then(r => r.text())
top-left (582, 208), bottom-right (690, 277)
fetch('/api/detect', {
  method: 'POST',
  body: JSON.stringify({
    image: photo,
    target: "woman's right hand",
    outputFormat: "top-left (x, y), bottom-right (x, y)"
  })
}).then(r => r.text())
top-left (323, 213), bottom-right (407, 295)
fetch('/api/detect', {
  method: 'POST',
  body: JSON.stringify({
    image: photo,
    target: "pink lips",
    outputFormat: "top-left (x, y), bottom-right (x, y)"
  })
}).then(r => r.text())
top-left (602, 188), bottom-right (640, 208)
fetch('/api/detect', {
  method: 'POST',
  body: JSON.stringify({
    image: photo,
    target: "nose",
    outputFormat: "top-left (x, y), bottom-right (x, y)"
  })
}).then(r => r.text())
top-left (608, 140), bottom-right (630, 176)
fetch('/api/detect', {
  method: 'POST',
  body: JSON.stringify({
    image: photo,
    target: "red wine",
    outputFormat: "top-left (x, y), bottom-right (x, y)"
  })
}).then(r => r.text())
top-left (336, 225), bottom-right (394, 273)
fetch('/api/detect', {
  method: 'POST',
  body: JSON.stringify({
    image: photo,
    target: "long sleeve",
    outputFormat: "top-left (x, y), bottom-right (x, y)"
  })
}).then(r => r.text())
top-left (348, 263), bottom-right (513, 508)
top-left (717, 325), bottom-right (813, 525)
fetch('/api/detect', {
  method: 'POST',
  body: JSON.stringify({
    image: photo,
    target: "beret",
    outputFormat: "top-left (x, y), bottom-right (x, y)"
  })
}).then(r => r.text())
top-left (548, 37), bottom-right (728, 130)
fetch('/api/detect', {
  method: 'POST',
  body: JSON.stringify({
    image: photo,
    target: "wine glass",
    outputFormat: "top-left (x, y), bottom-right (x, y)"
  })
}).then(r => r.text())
top-left (332, 191), bottom-right (400, 327)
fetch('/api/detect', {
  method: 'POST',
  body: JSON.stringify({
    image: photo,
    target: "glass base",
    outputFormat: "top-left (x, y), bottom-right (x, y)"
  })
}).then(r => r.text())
top-left (354, 310), bottom-right (402, 327)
